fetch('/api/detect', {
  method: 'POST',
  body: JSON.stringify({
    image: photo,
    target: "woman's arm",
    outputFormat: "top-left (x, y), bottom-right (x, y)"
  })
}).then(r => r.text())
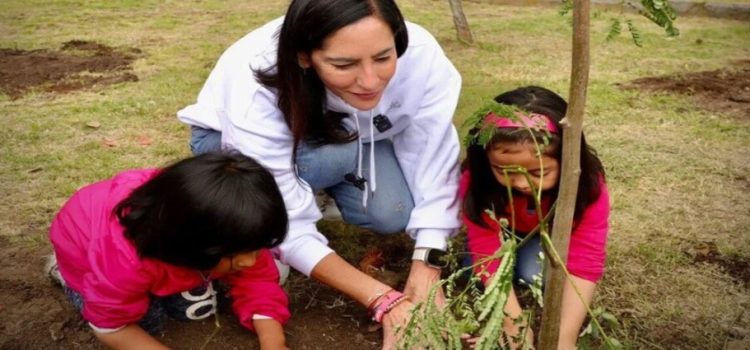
top-left (94, 324), bottom-right (169, 350)
top-left (253, 318), bottom-right (289, 350)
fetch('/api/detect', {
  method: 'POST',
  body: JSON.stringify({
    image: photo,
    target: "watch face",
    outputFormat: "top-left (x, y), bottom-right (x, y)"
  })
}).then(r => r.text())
top-left (426, 249), bottom-right (449, 268)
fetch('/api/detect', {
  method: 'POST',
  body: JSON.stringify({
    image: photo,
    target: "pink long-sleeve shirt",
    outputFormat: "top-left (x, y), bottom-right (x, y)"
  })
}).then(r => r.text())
top-left (460, 171), bottom-right (610, 283)
top-left (49, 169), bottom-right (290, 331)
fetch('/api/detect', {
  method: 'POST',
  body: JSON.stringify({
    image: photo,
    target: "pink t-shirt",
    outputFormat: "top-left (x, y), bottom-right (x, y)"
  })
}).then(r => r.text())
top-left (49, 169), bottom-right (289, 331)
top-left (460, 171), bottom-right (610, 282)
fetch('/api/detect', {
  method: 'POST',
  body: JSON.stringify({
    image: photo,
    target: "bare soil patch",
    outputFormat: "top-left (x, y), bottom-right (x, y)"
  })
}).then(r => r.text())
top-left (685, 241), bottom-right (750, 289)
top-left (0, 231), bottom-right (413, 349)
top-left (620, 60), bottom-right (750, 119)
top-left (0, 40), bottom-right (140, 99)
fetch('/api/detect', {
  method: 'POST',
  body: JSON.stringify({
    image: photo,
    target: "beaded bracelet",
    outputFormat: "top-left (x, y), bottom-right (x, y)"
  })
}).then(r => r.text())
top-left (371, 290), bottom-right (407, 323)
top-left (366, 288), bottom-right (393, 311)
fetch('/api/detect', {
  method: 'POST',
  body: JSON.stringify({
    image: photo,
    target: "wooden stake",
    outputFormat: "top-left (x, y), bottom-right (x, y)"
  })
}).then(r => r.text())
top-left (538, 0), bottom-right (590, 348)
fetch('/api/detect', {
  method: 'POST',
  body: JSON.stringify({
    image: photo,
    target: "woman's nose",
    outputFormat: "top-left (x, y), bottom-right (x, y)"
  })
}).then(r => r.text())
top-left (357, 63), bottom-right (379, 90)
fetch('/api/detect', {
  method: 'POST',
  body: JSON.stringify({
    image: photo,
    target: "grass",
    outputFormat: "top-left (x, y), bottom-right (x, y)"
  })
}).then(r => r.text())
top-left (1, 0), bottom-right (749, 349)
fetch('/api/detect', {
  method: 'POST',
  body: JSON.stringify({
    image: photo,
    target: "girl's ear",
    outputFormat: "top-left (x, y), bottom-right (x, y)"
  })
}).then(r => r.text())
top-left (297, 52), bottom-right (311, 69)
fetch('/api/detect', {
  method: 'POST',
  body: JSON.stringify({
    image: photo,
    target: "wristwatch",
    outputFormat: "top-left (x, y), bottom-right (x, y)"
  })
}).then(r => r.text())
top-left (412, 248), bottom-right (449, 269)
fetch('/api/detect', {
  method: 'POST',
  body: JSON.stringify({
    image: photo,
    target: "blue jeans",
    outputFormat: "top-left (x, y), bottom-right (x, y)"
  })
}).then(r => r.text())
top-left (515, 233), bottom-right (544, 286)
top-left (63, 283), bottom-right (217, 334)
top-left (189, 127), bottom-right (414, 234)
top-left (463, 233), bottom-right (544, 287)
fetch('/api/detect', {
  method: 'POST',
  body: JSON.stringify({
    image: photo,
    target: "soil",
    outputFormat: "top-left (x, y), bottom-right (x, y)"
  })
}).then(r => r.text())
top-left (0, 230), bottom-right (414, 350)
top-left (0, 40), bottom-right (140, 99)
top-left (685, 241), bottom-right (750, 289)
top-left (619, 60), bottom-right (750, 120)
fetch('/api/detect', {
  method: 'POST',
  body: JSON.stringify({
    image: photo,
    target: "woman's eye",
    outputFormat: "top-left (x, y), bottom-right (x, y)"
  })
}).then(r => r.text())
top-left (333, 63), bottom-right (354, 70)
top-left (375, 56), bottom-right (391, 62)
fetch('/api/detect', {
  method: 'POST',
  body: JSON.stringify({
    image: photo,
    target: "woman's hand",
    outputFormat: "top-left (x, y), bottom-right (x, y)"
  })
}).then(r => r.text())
top-left (403, 260), bottom-right (445, 307)
top-left (380, 298), bottom-right (415, 350)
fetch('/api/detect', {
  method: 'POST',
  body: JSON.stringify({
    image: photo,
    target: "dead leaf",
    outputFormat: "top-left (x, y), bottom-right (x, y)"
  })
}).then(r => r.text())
top-left (359, 247), bottom-right (385, 277)
top-left (85, 121), bottom-right (101, 129)
top-left (102, 137), bottom-right (118, 148)
top-left (137, 135), bottom-right (152, 146)
top-left (27, 167), bottom-right (43, 173)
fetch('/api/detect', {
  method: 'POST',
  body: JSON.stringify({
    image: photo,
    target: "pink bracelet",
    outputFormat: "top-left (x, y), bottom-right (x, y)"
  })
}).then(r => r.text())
top-left (371, 290), bottom-right (407, 323)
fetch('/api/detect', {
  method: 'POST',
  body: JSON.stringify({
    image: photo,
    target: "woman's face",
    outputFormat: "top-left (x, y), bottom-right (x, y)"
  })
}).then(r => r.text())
top-left (300, 15), bottom-right (397, 111)
top-left (486, 142), bottom-right (560, 196)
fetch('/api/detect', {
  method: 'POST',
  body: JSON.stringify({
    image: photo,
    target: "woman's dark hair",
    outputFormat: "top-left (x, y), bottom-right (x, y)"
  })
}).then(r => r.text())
top-left (114, 152), bottom-right (288, 270)
top-left (462, 86), bottom-right (605, 229)
top-left (255, 0), bottom-right (408, 161)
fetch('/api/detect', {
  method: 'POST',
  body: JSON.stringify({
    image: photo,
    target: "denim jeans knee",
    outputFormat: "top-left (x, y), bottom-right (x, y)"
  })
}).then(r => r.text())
top-left (514, 234), bottom-right (544, 287)
top-left (189, 126), bottom-right (222, 155)
top-left (63, 286), bottom-right (166, 334)
top-left (296, 139), bottom-right (414, 234)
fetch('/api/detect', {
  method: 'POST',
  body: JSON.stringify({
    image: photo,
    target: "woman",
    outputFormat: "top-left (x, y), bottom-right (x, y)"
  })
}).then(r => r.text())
top-left (178, 0), bottom-right (461, 347)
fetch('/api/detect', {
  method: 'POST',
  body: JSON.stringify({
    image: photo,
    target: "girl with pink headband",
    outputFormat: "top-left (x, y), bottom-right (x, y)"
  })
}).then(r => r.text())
top-left (460, 86), bottom-right (610, 349)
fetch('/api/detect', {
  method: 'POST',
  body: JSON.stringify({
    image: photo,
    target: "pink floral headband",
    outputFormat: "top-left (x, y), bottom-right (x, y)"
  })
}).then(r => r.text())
top-left (484, 111), bottom-right (558, 133)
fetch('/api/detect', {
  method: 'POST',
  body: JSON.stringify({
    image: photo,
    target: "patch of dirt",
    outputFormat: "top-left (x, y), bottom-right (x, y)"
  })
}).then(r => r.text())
top-left (0, 40), bottom-right (141, 99)
top-left (620, 60), bottom-right (750, 119)
top-left (685, 241), bottom-right (750, 288)
top-left (0, 231), bottom-right (413, 349)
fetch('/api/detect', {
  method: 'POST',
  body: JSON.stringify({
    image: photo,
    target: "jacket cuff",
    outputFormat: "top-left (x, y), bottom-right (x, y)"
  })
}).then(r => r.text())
top-left (414, 229), bottom-right (452, 251)
top-left (282, 239), bottom-right (334, 277)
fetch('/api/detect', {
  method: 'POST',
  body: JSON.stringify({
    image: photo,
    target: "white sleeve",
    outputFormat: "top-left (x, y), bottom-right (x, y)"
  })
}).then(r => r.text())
top-left (393, 31), bottom-right (462, 251)
top-left (176, 52), bottom-right (226, 131)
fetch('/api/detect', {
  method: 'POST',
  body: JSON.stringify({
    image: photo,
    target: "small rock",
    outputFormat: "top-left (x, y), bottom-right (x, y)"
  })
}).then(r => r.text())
top-left (85, 121), bottom-right (101, 129)
top-left (49, 321), bottom-right (65, 341)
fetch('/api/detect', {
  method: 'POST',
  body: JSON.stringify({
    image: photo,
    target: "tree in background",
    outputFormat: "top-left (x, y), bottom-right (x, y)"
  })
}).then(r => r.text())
top-left (448, 0), bottom-right (474, 43)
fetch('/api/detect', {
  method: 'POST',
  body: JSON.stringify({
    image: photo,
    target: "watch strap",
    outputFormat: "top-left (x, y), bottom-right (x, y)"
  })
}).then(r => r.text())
top-left (412, 247), bottom-right (430, 262)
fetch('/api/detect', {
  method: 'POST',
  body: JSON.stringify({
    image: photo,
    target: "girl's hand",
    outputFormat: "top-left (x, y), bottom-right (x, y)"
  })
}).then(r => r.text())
top-left (93, 324), bottom-right (170, 350)
top-left (253, 318), bottom-right (288, 350)
top-left (380, 298), bottom-right (415, 350)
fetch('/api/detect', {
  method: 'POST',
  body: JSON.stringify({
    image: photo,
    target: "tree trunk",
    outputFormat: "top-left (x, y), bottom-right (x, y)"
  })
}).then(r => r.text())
top-left (538, 0), bottom-right (591, 349)
top-left (448, 0), bottom-right (474, 44)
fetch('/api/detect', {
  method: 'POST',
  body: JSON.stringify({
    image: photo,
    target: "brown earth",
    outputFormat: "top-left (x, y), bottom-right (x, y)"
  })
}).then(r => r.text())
top-left (619, 59), bottom-right (750, 120)
top-left (0, 40), bottom-right (140, 98)
top-left (0, 230), bottom-right (414, 350)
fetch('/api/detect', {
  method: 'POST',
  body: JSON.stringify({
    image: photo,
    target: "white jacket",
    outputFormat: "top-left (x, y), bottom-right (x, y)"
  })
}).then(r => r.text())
top-left (178, 17), bottom-right (462, 276)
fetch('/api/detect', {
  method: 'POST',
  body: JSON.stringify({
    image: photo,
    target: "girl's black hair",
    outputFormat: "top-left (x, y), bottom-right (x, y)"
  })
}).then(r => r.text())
top-left (114, 152), bottom-right (288, 270)
top-left (462, 86), bottom-right (605, 228)
top-left (255, 0), bottom-right (408, 161)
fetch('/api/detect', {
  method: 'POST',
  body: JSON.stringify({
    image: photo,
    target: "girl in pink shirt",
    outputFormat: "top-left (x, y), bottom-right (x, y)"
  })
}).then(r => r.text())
top-left (460, 86), bottom-right (609, 349)
top-left (49, 152), bottom-right (291, 349)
